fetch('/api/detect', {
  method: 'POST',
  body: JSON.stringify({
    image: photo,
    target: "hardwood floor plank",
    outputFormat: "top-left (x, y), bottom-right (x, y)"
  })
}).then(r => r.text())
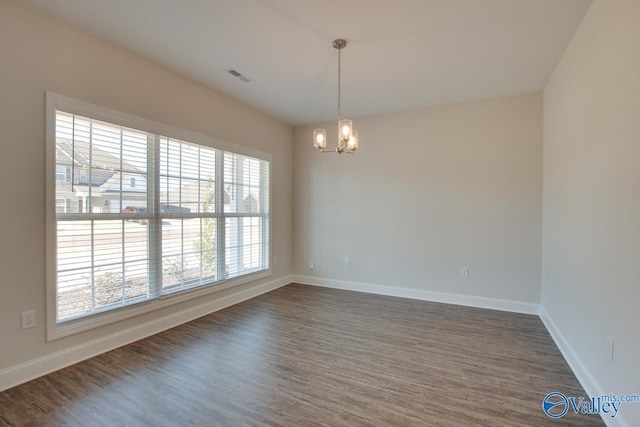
top-left (0, 284), bottom-right (604, 426)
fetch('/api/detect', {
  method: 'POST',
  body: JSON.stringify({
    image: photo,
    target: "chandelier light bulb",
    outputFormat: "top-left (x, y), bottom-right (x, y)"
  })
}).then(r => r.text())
top-left (313, 129), bottom-right (327, 149)
top-left (339, 119), bottom-right (352, 139)
top-left (348, 131), bottom-right (358, 149)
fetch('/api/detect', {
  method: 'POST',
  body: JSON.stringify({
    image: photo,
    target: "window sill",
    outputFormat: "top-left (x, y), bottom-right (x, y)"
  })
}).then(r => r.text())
top-left (47, 270), bottom-right (272, 341)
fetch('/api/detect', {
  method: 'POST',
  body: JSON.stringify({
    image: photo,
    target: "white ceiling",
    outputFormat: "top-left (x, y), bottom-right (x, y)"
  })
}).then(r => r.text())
top-left (22, 0), bottom-right (592, 126)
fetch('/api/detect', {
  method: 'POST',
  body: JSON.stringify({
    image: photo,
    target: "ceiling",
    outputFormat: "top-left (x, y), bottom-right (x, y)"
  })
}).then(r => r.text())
top-left (22, 0), bottom-right (592, 126)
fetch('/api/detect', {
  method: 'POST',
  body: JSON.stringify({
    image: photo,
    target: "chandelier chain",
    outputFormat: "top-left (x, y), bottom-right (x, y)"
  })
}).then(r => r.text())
top-left (337, 46), bottom-right (342, 122)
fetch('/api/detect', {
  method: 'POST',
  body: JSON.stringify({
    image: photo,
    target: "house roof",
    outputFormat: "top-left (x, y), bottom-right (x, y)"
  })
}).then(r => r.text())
top-left (56, 138), bottom-right (144, 187)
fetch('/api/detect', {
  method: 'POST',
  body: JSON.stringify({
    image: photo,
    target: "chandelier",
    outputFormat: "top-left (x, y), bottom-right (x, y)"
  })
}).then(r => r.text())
top-left (313, 39), bottom-right (359, 155)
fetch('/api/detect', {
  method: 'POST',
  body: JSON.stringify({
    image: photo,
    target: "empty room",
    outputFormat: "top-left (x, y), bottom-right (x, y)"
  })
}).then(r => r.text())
top-left (0, 0), bottom-right (638, 425)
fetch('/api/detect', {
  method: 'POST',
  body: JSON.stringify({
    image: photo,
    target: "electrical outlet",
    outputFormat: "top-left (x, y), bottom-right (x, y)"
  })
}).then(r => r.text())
top-left (21, 310), bottom-right (36, 330)
top-left (309, 260), bottom-right (315, 270)
top-left (460, 267), bottom-right (469, 278)
top-left (344, 257), bottom-right (350, 266)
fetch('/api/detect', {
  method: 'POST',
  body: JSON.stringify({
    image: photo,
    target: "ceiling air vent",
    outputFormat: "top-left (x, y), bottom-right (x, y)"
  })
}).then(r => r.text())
top-left (226, 69), bottom-right (251, 83)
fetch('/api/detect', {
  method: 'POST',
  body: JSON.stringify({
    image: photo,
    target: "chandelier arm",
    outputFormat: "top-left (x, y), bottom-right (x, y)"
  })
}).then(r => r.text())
top-left (320, 148), bottom-right (338, 154)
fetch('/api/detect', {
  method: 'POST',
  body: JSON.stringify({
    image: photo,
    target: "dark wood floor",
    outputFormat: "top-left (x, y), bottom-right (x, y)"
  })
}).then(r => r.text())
top-left (0, 284), bottom-right (604, 426)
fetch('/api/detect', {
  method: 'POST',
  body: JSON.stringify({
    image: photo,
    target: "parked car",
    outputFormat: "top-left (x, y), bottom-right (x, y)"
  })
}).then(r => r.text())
top-left (122, 206), bottom-right (147, 224)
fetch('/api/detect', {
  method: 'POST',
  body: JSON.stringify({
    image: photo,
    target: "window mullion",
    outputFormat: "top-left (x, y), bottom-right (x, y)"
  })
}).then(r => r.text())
top-left (119, 128), bottom-right (124, 209)
top-left (91, 220), bottom-right (96, 311)
top-left (71, 115), bottom-right (76, 193)
top-left (236, 156), bottom-right (244, 275)
top-left (87, 121), bottom-right (93, 214)
top-left (198, 148), bottom-right (202, 286)
top-left (179, 143), bottom-right (184, 287)
top-left (148, 135), bottom-right (162, 297)
top-left (120, 129), bottom-right (125, 303)
top-left (215, 151), bottom-right (225, 280)
top-left (89, 120), bottom-right (95, 310)
top-left (260, 162), bottom-right (269, 270)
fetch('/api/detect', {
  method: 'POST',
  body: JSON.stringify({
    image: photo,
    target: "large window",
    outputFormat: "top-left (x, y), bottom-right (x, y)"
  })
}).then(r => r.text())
top-left (47, 94), bottom-right (270, 338)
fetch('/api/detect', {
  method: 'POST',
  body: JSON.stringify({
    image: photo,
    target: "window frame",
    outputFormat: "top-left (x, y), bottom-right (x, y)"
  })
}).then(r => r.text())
top-left (46, 92), bottom-right (272, 341)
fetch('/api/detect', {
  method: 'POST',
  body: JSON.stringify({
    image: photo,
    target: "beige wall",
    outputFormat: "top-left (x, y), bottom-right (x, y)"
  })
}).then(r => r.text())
top-left (543, 0), bottom-right (640, 424)
top-left (0, 0), bottom-right (292, 371)
top-left (293, 93), bottom-right (543, 303)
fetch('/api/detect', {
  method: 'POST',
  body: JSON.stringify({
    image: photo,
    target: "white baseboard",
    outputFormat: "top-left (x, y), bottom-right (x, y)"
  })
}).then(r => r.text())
top-left (539, 307), bottom-right (628, 427)
top-left (292, 275), bottom-right (540, 315)
top-left (0, 275), bottom-right (291, 393)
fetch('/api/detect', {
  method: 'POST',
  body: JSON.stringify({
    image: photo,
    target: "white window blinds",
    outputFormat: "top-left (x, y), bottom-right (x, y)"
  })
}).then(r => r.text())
top-left (53, 109), bottom-right (270, 324)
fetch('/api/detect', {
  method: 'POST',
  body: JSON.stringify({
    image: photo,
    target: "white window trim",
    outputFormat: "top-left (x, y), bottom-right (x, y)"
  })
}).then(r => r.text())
top-left (45, 92), bottom-right (272, 341)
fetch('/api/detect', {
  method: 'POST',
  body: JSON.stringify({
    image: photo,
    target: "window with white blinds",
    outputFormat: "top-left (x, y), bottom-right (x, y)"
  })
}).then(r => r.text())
top-left (48, 95), bottom-right (270, 334)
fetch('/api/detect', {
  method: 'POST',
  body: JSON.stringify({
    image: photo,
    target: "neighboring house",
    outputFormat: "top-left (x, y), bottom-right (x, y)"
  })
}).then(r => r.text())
top-left (56, 138), bottom-right (260, 215)
top-left (243, 194), bottom-right (258, 213)
top-left (55, 138), bottom-right (146, 213)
